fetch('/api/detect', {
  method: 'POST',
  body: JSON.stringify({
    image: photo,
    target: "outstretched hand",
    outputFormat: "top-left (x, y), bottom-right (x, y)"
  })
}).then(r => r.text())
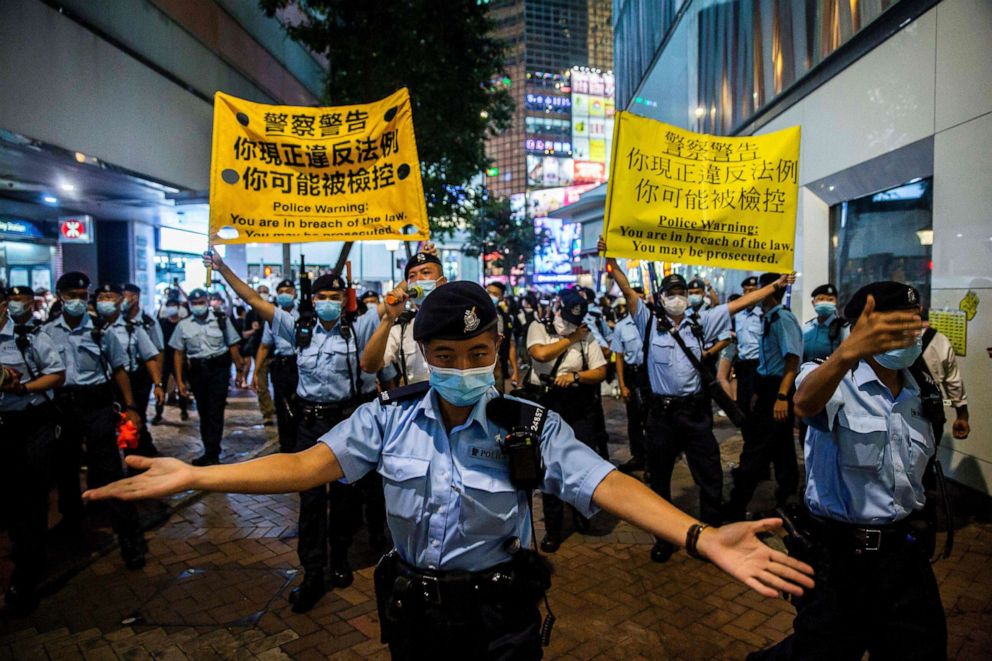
top-left (83, 456), bottom-right (196, 502)
top-left (841, 294), bottom-right (923, 361)
top-left (698, 518), bottom-right (815, 598)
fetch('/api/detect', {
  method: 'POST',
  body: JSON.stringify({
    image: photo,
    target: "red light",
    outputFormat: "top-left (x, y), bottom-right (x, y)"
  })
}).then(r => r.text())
top-left (928, 260), bottom-right (933, 271)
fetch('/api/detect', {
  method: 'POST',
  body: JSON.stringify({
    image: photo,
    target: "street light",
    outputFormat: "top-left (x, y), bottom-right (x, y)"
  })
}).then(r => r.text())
top-left (384, 240), bottom-right (401, 289)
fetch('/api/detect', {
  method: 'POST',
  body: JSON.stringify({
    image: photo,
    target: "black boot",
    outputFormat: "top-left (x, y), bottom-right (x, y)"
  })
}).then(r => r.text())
top-left (650, 539), bottom-right (675, 563)
top-left (289, 571), bottom-right (326, 613)
top-left (539, 535), bottom-right (561, 553)
top-left (329, 547), bottom-right (353, 588)
top-left (3, 584), bottom-right (39, 617)
top-left (120, 535), bottom-right (148, 570)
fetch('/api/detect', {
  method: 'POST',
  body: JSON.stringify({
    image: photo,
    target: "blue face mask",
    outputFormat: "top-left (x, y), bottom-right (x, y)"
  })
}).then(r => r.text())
top-left (874, 336), bottom-right (923, 370)
top-left (315, 300), bottom-right (342, 321)
top-left (410, 279), bottom-right (437, 305)
top-left (96, 301), bottom-right (118, 317)
top-left (121, 299), bottom-right (133, 312)
top-left (276, 293), bottom-right (295, 308)
top-left (688, 294), bottom-right (704, 308)
top-left (62, 298), bottom-right (87, 318)
top-left (190, 304), bottom-right (209, 317)
top-left (7, 301), bottom-right (28, 318)
top-left (814, 302), bottom-right (836, 317)
top-left (428, 361), bottom-right (496, 407)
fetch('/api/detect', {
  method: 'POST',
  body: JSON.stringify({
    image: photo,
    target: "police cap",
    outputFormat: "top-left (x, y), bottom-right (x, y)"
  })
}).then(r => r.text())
top-left (312, 273), bottom-right (346, 292)
top-left (404, 252), bottom-right (443, 280)
top-left (687, 278), bottom-right (706, 290)
top-left (209, 292), bottom-right (224, 301)
top-left (758, 273), bottom-right (781, 288)
top-left (558, 288), bottom-right (588, 325)
top-left (188, 288), bottom-right (209, 300)
top-left (844, 281), bottom-right (920, 321)
top-left (360, 290), bottom-right (379, 300)
top-left (741, 276), bottom-right (758, 288)
top-left (123, 283), bottom-right (141, 294)
top-left (56, 271), bottom-right (90, 291)
top-left (276, 279), bottom-right (295, 290)
top-left (6, 286), bottom-right (34, 297)
top-left (413, 281), bottom-right (497, 342)
top-left (96, 283), bottom-right (123, 295)
top-left (659, 273), bottom-right (687, 293)
top-left (811, 283), bottom-right (837, 298)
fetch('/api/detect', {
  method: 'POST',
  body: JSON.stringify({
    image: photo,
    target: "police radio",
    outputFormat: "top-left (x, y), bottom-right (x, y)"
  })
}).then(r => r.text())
top-left (295, 255), bottom-right (316, 349)
top-left (486, 396), bottom-right (546, 491)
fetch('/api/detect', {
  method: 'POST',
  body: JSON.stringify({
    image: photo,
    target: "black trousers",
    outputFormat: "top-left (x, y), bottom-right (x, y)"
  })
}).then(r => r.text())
top-left (187, 356), bottom-right (231, 459)
top-left (750, 539), bottom-right (946, 660)
top-left (728, 375), bottom-right (799, 517)
top-left (269, 355), bottom-right (299, 453)
top-left (0, 404), bottom-right (55, 592)
top-left (538, 387), bottom-right (598, 538)
top-left (644, 397), bottom-right (723, 526)
top-left (55, 388), bottom-right (141, 540)
top-left (622, 363), bottom-right (646, 460)
top-left (295, 407), bottom-right (385, 572)
top-left (156, 348), bottom-right (188, 417)
top-left (121, 365), bottom-right (157, 457)
top-left (735, 359), bottom-right (759, 438)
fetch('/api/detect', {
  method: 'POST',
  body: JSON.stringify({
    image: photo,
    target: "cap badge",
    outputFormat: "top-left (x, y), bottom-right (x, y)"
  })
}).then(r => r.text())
top-left (464, 306), bottom-right (480, 333)
top-left (417, 254), bottom-right (426, 262)
top-left (571, 305), bottom-right (582, 317)
top-left (908, 289), bottom-right (918, 304)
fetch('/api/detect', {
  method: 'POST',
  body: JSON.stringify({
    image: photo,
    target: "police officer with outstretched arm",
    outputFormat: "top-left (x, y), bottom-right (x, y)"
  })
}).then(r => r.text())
top-left (85, 281), bottom-right (814, 660)
top-left (1, 287), bottom-right (65, 615)
top-left (750, 282), bottom-right (945, 660)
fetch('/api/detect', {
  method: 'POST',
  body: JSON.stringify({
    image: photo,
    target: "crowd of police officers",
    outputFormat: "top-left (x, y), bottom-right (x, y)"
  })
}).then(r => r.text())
top-left (0, 235), bottom-right (973, 659)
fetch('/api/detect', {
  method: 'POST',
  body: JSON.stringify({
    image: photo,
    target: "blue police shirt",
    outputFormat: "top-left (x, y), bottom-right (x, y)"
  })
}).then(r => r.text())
top-left (135, 312), bottom-right (165, 352)
top-left (271, 306), bottom-right (378, 402)
top-left (757, 305), bottom-right (803, 377)
top-left (0, 319), bottom-right (65, 411)
top-left (168, 311), bottom-right (240, 359)
top-left (108, 316), bottom-right (160, 372)
top-left (43, 314), bottom-right (127, 386)
top-left (802, 313), bottom-right (849, 362)
top-left (584, 309), bottom-right (612, 347)
top-left (609, 314), bottom-right (642, 367)
top-left (799, 360), bottom-right (935, 525)
top-left (734, 308), bottom-right (763, 360)
top-left (632, 302), bottom-right (730, 396)
top-left (322, 387), bottom-right (615, 572)
top-left (261, 307), bottom-right (299, 356)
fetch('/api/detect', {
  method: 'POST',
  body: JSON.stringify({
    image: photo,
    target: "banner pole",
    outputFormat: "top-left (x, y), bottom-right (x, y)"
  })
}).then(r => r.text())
top-left (205, 240), bottom-right (214, 288)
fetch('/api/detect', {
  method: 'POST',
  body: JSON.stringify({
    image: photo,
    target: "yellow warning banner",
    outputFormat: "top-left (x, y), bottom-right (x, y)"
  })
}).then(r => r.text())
top-left (604, 113), bottom-right (800, 271)
top-left (208, 88), bottom-right (429, 245)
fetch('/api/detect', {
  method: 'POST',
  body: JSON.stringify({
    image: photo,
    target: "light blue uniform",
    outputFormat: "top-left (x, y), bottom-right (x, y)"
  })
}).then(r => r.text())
top-left (583, 308), bottom-right (611, 347)
top-left (270, 306), bottom-right (379, 402)
top-left (322, 387), bottom-right (615, 571)
top-left (632, 302), bottom-right (731, 396)
top-left (0, 319), bottom-right (65, 411)
top-left (609, 314), bottom-right (642, 366)
top-left (168, 311), bottom-right (240, 359)
top-left (798, 360), bottom-right (935, 524)
top-left (136, 312), bottom-right (165, 352)
top-left (262, 306), bottom-right (299, 356)
top-left (108, 316), bottom-right (160, 372)
top-left (43, 315), bottom-right (127, 386)
top-left (802, 313), bottom-right (849, 363)
top-left (734, 308), bottom-right (763, 360)
top-left (757, 304), bottom-right (803, 377)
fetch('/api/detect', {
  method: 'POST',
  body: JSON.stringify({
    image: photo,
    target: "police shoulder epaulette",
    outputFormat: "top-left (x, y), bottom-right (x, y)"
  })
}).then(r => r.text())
top-left (378, 380), bottom-right (430, 405)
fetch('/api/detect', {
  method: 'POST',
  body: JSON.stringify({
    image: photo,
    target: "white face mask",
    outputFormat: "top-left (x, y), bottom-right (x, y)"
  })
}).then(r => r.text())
top-left (661, 294), bottom-right (689, 317)
top-left (553, 314), bottom-right (577, 337)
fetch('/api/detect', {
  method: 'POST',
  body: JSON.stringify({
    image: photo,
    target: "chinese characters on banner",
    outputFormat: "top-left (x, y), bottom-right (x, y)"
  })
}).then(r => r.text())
top-left (208, 88), bottom-right (429, 245)
top-left (603, 113), bottom-right (800, 271)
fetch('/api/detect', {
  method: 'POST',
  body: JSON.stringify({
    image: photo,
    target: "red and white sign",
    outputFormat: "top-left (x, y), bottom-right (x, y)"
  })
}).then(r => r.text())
top-left (573, 161), bottom-right (606, 185)
top-left (58, 215), bottom-right (93, 244)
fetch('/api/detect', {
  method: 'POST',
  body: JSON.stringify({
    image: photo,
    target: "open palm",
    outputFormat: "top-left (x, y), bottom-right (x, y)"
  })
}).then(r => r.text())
top-left (83, 456), bottom-right (196, 502)
top-left (703, 518), bottom-right (815, 598)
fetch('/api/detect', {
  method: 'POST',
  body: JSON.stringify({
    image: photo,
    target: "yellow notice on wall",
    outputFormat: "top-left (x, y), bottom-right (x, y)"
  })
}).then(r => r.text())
top-left (208, 88), bottom-right (429, 245)
top-left (603, 113), bottom-right (800, 271)
top-left (929, 309), bottom-right (968, 356)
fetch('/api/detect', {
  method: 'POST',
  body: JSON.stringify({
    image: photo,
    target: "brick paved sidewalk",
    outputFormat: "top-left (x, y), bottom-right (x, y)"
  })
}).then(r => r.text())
top-left (2, 398), bottom-right (990, 659)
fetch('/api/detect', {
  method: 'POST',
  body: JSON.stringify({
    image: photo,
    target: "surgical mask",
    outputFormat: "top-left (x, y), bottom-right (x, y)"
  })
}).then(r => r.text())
top-left (62, 298), bottom-right (87, 318)
top-left (190, 304), bottom-right (209, 317)
top-left (315, 300), bottom-right (342, 321)
top-left (489, 294), bottom-right (500, 306)
top-left (428, 361), bottom-right (496, 407)
top-left (814, 302), bottom-right (836, 317)
top-left (874, 337), bottom-right (923, 370)
top-left (553, 315), bottom-right (577, 337)
top-left (661, 294), bottom-right (689, 317)
top-left (688, 294), bottom-right (704, 309)
top-left (8, 301), bottom-right (28, 318)
top-left (121, 299), bottom-right (133, 312)
top-left (276, 293), bottom-right (295, 308)
top-left (96, 301), bottom-right (118, 317)
top-left (164, 305), bottom-right (179, 317)
top-left (409, 279), bottom-right (437, 305)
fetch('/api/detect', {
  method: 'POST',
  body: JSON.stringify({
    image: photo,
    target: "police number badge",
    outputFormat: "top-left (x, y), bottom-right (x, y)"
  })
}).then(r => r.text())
top-left (464, 306), bottom-right (480, 333)
top-left (571, 305), bottom-right (583, 317)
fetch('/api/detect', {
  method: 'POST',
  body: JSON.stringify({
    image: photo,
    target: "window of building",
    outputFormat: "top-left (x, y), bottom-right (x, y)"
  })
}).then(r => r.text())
top-left (829, 177), bottom-right (933, 309)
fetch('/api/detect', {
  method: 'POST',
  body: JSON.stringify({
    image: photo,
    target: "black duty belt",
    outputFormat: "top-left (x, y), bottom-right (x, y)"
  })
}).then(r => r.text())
top-left (735, 359), bottom-right (759, 369)
top-left (297, 397), bottom-right (355, 417)
top-left (189, 353), bottom-right (230, 368)
top-left (0, 401), bottom-right (55, 426)
top-left (810, 512), bottom-right (925, 555)
top-left (271, 354), bottom-right (297, 367)
top-left (394, 556), bottom-right (519, 607)
top-left (649, 392), bottom-right (706, 413)
top-left (57, 383), bottom-right (114, 407)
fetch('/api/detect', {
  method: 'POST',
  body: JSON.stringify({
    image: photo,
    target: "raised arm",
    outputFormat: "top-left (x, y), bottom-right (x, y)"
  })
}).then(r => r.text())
top-left (361, 283), bottom-right (407, 374)
top-left (204, 251), bottom-right (276, 324)
top-left (598, 235), bottom-right (640, 317)
top-left (727, 273), bottom-right (795, 316)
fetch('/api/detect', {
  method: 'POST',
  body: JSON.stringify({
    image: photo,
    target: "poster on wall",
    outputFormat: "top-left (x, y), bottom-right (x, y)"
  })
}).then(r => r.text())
top-left (570, 68), bottom-right (615, 178)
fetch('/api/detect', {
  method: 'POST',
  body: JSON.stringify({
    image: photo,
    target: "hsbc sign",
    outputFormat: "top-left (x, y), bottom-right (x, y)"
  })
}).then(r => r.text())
top-left (58, 215), bottom-right (93, 244)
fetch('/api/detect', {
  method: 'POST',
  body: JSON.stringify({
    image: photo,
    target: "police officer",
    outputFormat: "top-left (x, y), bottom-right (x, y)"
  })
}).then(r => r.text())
top-left (486, 281), bottom-right (520, 391)
top-left (255, 279), bottom-right (299, 452)
top-left (1, 287), bottom-right (65, 614)
top-left (726, 273), bottom-right (803, 521)
top-left (606, 243), bottom-right (792, 562)
top-left (209, 251), bottom-right (380, 613)
top-left (44, 272), bottom-right (147, 569)
top-left (734, 276), bottom-right (763, 430)
top-left (526, 288), bottom-right (607, 551)
top-left (610, 294), bottom-right (647, 473)
top-left (750, 282), bottom-right (944, 660)
top-left (152, 295), bottom-right (189, 424)
top-left (169, 287), bottom-right (246, 466)
top-left (96, 284), bottom-right (165, 459)
top-left (802, 284), bottom-right (849, 363)
top-left (87, 280), bottom-right (816, 659)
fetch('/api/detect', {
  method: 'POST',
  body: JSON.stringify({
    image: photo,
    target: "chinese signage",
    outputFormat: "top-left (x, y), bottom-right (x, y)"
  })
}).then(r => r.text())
top-left (604, 114), bottom-right (800, 271)
top-left (570, 69), bottom-right (614, 183)
top-left (58, 215), bottom-right (94, 244)
top-left (208, 88), bottom-right (429, 245)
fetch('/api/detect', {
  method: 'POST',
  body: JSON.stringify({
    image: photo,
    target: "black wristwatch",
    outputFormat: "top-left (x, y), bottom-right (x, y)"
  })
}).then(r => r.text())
top-left (776, 393), bottom-right (788, 401)
top-left (572, 372), bottom-right (580, 384)
top-left (126, 404), bottom-right (140, 412)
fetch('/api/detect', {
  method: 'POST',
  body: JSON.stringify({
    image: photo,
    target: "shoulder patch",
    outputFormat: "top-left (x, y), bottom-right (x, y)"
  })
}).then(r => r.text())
top-left (379, 380), bottom-right (430, 405)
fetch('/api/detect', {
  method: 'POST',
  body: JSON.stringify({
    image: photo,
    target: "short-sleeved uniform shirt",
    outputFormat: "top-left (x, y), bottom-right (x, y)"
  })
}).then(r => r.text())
top-left (632, 302), bottom-right (731, 396)
top-left (802, 313), bottom-right (849, 363)
top-left (168, 311), bottom-right (240, 360)
top-left (43, 314), bottom-right (127, 386)
top-left (757, 304), bottom-right (803, 377)
top-left (107, 316), bottom-right (160, 372)
top-left (526, 321), bottom-right (607, 386)
top-left (383, 318), bottom-right (429, 385)
top-left (322, 387), bottom-right (615, 571)
top-left (261, 307), bottom-right (300, 356)
top-left (133, 311), bottom-right (165, 352)
top-left (0, 319), bottom-right (65, 410)
top-left (583, 310), bottom-right (612, 348)
top-left (609, 314), bottom-right (643, 367)
top-left (798, 360), bottom-right (935, 524)
top-left (734, 308), bottom-right (763, 360)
